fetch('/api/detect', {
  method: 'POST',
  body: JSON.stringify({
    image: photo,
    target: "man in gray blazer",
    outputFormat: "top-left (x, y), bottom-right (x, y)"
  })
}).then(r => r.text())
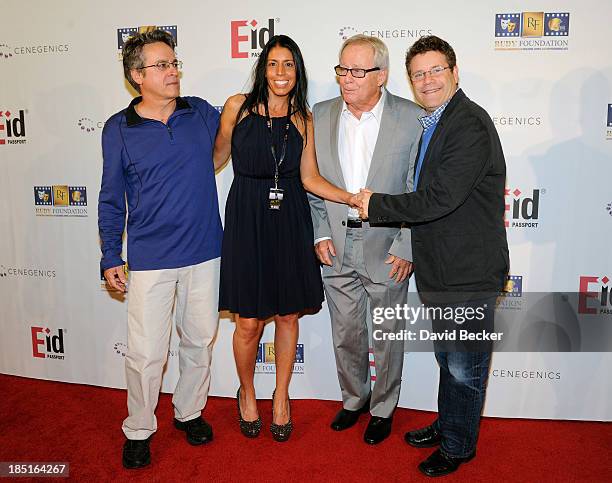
top-left (309, 34), bottom-right (422, 444)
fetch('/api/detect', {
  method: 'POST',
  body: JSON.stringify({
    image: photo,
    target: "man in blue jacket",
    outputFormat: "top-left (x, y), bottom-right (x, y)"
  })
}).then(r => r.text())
top-left (98, 29), bottom-right (223, 469)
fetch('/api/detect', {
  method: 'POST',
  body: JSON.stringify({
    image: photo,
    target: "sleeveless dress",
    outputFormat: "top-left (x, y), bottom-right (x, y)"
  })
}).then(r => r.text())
top-left (218, 113), bottom-right (324, 319)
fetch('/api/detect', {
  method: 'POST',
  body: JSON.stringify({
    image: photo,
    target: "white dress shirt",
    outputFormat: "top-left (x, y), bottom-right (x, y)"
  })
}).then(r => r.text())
top-left (314, 90), bottom-right (386, 245)
top-left (339, 89), bottom-right (386, 219)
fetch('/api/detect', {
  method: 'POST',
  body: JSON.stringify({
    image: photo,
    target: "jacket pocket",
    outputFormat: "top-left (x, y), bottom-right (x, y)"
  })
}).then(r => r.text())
top-left (437, 235), bottom-right (486, 287)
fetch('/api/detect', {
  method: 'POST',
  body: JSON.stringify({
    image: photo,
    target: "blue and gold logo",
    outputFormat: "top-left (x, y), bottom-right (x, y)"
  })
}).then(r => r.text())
top-left (34, 186), bottom-right (87, 206)
top-left (117, 25), bottom-right (177, 50)
top-left (544, 13), bottom-right (570, 36)
top-left (117, 25), bottom-right (178, 60)
top-left (255, 343), bottom-right (304, 373)
top-left (34, 186), bottom-right (88, 217)
top-left (504, 275), bottom-right (523, 298)
top-left (496, 12), bottom-right (569, 38)
top-left (495, 12), bottom-right (570, 50)
top-left (495, 14), bottom-right (520, 37)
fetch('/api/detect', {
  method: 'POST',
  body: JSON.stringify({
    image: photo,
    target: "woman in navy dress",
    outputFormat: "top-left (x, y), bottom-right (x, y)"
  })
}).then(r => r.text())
top-left (214, 35), bottom-right (354, 441)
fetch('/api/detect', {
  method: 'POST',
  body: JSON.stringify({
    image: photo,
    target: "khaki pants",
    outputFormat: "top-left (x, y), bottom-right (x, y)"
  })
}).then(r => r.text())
top-left (122, 258), bottom-right (220, 440)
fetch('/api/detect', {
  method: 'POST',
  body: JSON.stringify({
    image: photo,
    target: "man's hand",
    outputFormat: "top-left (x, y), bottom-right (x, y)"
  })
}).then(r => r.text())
top-left (385, 255), bottom-right (413, 283)
top-left (348, 193), bottom-right (362, 209)
top-left (357, 188), bottom-right (373, 219)
top-left (104, 265), bottom-right (127, 293)
top-left (315, 239), bottom-right (336, 266)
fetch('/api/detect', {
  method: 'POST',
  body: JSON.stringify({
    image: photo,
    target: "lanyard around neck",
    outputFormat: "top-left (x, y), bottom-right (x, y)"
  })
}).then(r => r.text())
top-left (264, 102), bottom-right (291, 189)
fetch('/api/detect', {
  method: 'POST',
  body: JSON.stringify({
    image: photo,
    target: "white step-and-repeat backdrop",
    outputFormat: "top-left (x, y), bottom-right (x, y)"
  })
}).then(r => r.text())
top-left (1, 0), bottom-right (610, 421)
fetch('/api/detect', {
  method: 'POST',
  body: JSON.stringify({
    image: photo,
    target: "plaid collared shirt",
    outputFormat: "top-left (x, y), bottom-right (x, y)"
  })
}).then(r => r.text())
top-left (418, 96), bottom-right (452, 131)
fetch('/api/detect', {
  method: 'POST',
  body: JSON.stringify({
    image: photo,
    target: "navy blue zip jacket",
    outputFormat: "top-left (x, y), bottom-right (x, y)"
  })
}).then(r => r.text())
top-left (98, 96), bottom-right (222, 272)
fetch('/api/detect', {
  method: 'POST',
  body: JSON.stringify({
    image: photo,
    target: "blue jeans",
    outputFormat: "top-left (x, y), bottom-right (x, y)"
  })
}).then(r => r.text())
top-left (431, 296), bottom-right (496, 458)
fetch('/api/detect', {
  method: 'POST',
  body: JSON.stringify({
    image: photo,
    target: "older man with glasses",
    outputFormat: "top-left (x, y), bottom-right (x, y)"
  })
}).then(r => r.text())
top-left (98, 29), bottom-right (222, 469)
top-left (309, 34), bottom-right (422, 445)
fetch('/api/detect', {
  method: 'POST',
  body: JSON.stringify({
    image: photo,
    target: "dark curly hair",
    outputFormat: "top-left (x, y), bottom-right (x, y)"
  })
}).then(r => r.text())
top-left (122, 29), bottom-right (176, 93)
top-left (405, 35), bottom-right (456, 75)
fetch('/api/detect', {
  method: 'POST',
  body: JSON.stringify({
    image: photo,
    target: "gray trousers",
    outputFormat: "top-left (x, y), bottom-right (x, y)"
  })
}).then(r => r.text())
top-left (322, 228), bottom-right (408, 418)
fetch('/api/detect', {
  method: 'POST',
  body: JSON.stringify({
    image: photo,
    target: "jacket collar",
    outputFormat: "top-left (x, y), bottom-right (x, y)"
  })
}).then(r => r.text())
top-left (125, 96), bottom-right (191, 127)
top-left (436, 88), bottom-right (465, 125)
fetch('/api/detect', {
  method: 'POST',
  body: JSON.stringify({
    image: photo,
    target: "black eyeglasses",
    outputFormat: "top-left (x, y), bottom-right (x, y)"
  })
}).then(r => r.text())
top-left (139, 60), bottom-right (183, 72)
top-left (334, 65), bottom-right (380, 78)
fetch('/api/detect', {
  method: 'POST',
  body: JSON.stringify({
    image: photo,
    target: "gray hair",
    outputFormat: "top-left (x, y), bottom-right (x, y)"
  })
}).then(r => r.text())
top-left (339, 34), bottom-right (389, 70)
top-left (122, 29), bottom-right (175, 93)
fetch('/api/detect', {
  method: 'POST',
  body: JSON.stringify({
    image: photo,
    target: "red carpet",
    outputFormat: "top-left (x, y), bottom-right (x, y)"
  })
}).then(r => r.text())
top-left (0, 374), bottom-right (610, 482)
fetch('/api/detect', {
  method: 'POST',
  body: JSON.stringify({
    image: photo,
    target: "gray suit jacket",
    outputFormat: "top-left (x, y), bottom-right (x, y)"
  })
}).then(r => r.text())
top-left (309, 90), bottom-right (423, 283)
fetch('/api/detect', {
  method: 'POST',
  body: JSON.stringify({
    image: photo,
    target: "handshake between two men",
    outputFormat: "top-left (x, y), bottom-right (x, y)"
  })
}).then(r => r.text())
top-left (314, 187), bottom-right (412, 284)
top-left (348, 188), bottom-right (373, 220)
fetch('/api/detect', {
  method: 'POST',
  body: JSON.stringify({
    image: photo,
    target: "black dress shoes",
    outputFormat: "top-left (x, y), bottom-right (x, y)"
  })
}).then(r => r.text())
top-left (174, 416), bottom-right (213, 445)
top-left (330, 396), bottom-right (370, 431)
top-left (122, 436), bottom-right (151, 469)
top-left (404, 424), bottom-right (441, 448)
top-left (418, 448), bottom-right (475, 477)
top-left (363, 416), bottom-right (392, 444)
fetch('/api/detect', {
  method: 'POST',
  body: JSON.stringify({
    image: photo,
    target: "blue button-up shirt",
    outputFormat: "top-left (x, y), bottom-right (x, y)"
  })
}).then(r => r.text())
top-left (413, 95), bottom-right (454, 188)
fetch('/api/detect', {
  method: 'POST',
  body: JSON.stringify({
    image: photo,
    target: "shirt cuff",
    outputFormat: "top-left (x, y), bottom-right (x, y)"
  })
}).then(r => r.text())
top-left (314, 236), bottom-right (332, 245)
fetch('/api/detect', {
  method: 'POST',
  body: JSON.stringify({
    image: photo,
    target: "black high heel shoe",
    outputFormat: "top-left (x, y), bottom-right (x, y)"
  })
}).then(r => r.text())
top-left (270, 389), bottom-right (293, 442)
top-left (236, 387), bottom-right (262, 438)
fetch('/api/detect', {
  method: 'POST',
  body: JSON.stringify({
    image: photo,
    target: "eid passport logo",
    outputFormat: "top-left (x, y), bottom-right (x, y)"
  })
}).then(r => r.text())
top-left (504, 275), bottom-right (523, 297)
top-left (231, 18), bottom-right (279, 58)
top-left (34, 186), bottom-right (88, 217)
top-left (606, 104), bottom-right (612, 140)
top-left (504, 188), bottom-right (544, 228)
top-left (0, 109), bottom-right (27, 145)
top-left (495, 12), bottom-right (570, 50)
top-left (579, 276), bottom-right (612, 315)
top-left (117, 25), bottom-right (178, 59)
top-left (255, 342), bottom-right (304, 374)
top-left (31, 326), bottom-right (66, 360)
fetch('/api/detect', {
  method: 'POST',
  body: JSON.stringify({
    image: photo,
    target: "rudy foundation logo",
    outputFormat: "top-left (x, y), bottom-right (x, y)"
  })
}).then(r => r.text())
top-left (495, 12), bottom-right (570, 51)
top-left (34, 185), bottom-right (88, 217)
top-left (116, 25), bottom-right (178, 60)
top-left (255, 342), bottom-right (304, 374)
top-left (499, 275), bottom-right (524, 311)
